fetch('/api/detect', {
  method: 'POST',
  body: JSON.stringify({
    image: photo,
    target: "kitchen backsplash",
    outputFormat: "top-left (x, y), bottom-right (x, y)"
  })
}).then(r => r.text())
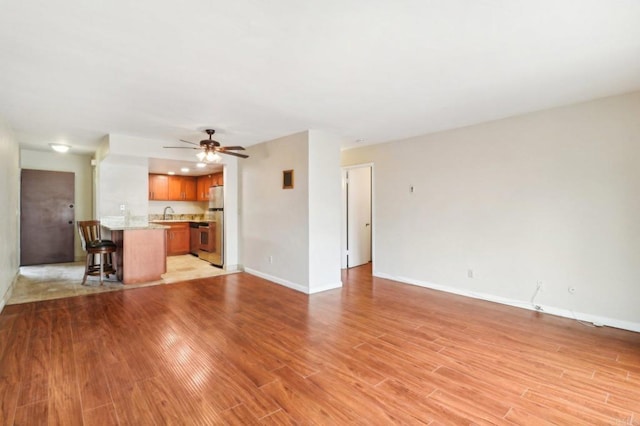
top-left (148, 213), bottom-right (208, 221)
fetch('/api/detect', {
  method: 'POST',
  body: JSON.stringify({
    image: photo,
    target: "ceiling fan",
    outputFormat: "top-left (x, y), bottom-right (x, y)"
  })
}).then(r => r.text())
top-left (164, 129), bottom-right (249, 161)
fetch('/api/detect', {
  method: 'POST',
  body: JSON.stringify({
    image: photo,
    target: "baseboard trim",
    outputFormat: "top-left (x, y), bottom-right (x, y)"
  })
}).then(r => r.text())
top-left (309, 281), bottom-right (343, 294)
top-left (244, 268), bottom-right (308, 294)
top-left (0, 270), bottom-right (19, 313)
top-left (373, 271), bottom-right (640, 333)
top-left (224, 264), bottom-right (242, 272)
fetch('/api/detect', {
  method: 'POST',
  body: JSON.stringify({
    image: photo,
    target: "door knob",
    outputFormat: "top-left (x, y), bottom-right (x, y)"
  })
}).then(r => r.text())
top-left (69, 204), bottom-right (74, 208)
top-left (68, 221), bottom-right (73, 224)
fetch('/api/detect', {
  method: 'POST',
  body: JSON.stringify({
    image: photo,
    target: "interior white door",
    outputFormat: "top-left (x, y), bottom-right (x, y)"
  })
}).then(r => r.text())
top-left (346, 166), bottom-right (371, 268)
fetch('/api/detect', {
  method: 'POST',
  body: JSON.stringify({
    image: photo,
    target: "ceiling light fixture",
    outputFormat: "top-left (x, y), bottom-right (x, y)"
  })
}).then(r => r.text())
top-left (168, 171), bottom-right (175, 175)
top-left (49, 143), bottom-right (70, 153)
top-left (180, 167), bottom-right (189, 173)
top-left (203, 151), bottom-right (222, 163)
top-left (193, 144), bottom-right (224, 164)
top-left (196, 162), bottom-right (206, 168)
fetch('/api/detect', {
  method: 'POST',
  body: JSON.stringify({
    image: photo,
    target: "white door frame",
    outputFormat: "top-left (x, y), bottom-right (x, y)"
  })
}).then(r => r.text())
top-left (341, 163), bottom-right (374, 269)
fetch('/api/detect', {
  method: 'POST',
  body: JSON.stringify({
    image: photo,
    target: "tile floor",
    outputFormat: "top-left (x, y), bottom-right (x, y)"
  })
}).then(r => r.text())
top-left (8, 254), bottom-right (236, 305)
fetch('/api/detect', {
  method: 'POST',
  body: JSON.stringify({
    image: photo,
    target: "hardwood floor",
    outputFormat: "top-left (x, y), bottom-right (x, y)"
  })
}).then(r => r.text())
top-left (1, 264), bottom-right (639, 425)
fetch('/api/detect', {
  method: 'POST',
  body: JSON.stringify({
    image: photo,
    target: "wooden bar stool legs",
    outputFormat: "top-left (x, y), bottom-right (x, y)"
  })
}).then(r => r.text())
top-left (77, 220), bottom-right (117, 285)
top-left (82, 248), bottom-right (116, 285)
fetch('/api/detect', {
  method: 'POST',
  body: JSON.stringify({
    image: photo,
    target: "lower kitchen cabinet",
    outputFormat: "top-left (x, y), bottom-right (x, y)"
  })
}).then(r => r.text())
top-left (162, 222), bottom-right (190, 255)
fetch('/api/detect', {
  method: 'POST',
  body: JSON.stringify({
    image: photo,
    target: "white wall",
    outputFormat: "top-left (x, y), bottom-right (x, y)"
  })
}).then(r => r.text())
top-left (241, 131), bottom-right (310, 290)
top-left (98, 154), bottom-right (149, 220)
top-left (241, 130), bottom-right (343, 293)
top-left (308, 130), bottom-right (343, 292)
top-left (342, 91), bottom-right (640, 331)
top-left (223, 161), bottom-right (240, 270)
top-left (0, 117), bottom-right (20, 311)
top-left (20, 149), bottom-right (93, 260)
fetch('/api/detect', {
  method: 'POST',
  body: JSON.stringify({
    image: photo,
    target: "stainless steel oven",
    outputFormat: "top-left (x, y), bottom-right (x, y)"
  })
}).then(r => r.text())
top-left (191, 221), bottom-right (221, 267)
top-left (198, 223), bottom-right (215, 252)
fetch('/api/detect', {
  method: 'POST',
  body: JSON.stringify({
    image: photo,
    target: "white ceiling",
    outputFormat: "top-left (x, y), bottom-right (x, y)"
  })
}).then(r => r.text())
top-left (1, 1), bottom-right (640, 156)
top-left (148, 157), bottom-right (222, 176)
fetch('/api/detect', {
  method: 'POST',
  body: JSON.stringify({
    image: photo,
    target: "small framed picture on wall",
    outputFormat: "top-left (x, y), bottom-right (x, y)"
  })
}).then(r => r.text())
top-left (283, 170), bottom-right (294, 189)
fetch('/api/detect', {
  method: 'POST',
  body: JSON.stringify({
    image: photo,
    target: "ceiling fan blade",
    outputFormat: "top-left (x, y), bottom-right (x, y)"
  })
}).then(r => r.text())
top-left (219, 150), bottom-right (249, 159)
top-left (219, 146), bottom-right (245, 150)
top-left (163, 146), bottom-right (201, 150)
top-left (179, 139), bottom-right (199, 146)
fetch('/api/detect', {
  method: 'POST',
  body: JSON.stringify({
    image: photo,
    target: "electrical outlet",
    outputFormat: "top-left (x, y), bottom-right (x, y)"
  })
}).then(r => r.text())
top-left (119, 204), bottom-right (126, 211)
top-left (467, 269), bottom-right (473, 278)
top-left (568, 286), bottom-right (576, 294)
top-left (536, 280), bottom-right (543, 292)
top-left (269, 255), bottom-right (273, 264)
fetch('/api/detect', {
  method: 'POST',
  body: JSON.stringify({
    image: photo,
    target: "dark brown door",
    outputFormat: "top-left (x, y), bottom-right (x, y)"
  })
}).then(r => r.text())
top-left (20, 169), bottom-right (75, 265)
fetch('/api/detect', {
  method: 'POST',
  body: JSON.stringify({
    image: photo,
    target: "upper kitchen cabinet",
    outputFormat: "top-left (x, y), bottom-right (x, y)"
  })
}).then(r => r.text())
top-left (184, 177), bottom-right (197, 200)
top-left (149, 174), bottom-right (169, 200)
top-left (213, 172), bottom-right (224, 186)
top-left (197, 174), bottom-right (213, 201)
top-left (149, 174), bottom-right (196, 201)
top-left (168, 176), bottom-right (197, 201)
top-left (196, 172), bottom-right (223, 201)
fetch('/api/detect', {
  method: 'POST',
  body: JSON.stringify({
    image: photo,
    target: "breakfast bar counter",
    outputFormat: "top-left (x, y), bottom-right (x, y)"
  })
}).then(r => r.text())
top-left (102, 224), bottom-right (169, 284)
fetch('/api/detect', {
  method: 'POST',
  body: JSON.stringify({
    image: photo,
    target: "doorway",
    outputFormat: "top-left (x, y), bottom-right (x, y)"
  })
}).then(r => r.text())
top-left (341, 165), bottom-right (372, 269)
top-left (20, 169), bottom-right (76, 265)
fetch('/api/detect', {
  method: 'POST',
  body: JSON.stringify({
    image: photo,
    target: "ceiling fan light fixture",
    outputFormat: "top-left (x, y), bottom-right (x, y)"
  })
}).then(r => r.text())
top-left (167, 129), bottom-right (248, 160)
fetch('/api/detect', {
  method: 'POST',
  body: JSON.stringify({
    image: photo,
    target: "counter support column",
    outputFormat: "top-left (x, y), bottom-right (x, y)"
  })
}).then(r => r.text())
top-left (109, 227), bottom-right (167, 284)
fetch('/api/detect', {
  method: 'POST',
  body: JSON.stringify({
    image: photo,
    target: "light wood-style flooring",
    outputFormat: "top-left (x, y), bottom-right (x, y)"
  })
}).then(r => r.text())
top-left (1, 264), bottom-right (639, 424)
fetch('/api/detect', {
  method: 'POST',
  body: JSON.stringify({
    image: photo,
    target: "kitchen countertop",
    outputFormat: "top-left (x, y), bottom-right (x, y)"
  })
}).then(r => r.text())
top-left (102, 223), bottom-right (169, 231)
top-left (150, 219), bottom-right (217, 224)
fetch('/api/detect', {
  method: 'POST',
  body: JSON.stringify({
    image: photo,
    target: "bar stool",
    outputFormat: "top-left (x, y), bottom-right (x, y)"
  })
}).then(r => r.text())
top-left (77, 220), bottom-right (117, 285)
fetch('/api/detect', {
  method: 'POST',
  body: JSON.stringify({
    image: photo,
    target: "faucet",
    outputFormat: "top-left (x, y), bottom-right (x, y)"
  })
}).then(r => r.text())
top-left (163, 206), bottom-right (175, 220)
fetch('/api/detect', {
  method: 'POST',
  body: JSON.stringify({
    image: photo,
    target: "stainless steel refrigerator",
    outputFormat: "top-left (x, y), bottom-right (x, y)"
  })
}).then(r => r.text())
top-left (206, 185), bottom-right (224, 267)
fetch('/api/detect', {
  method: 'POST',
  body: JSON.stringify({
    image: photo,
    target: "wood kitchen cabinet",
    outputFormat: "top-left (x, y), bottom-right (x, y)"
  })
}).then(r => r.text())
top-left (149, 174), bottom-right (169, 200)
top-left (197, 174), bottom-right (214, 201)
top-left (213, 172), bottom-right (224, 186)
top-left (168, 176), bottom-right (197, 201)
top-left (162, 222), bottom-right (190, 255)
top-left (149, 174), bottom-right (197, 201)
